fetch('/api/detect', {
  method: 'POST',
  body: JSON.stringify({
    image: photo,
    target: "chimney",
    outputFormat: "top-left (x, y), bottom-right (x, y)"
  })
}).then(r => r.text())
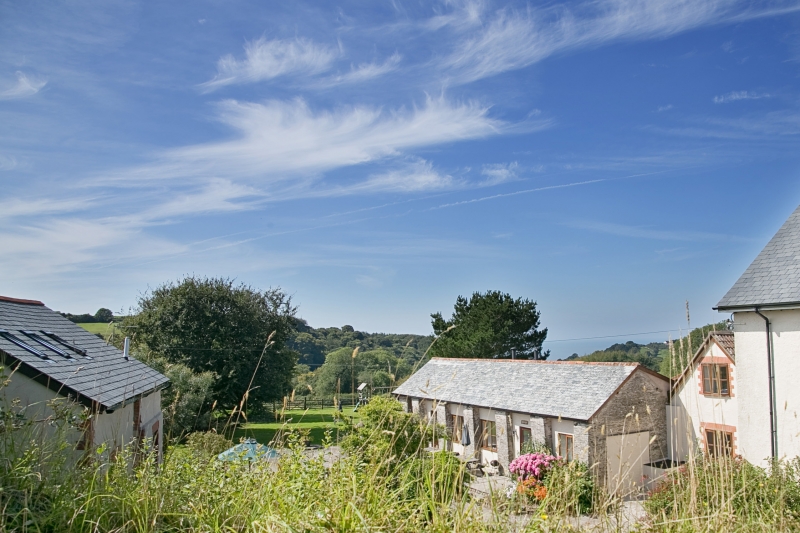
top-left (123, 337), bottom-right (130, 361)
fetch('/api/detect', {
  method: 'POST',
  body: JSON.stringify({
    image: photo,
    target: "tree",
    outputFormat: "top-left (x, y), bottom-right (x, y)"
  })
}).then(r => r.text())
top-left (430, 290), bottom-right (549, 359)
top-left (94, 308), bottom-right (114, 323)
top-left (127, 277), bottom-right (297, 411)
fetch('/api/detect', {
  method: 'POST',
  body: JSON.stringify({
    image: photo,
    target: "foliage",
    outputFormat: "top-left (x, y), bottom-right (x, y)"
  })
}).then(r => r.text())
top-left (139, 353), bottom-right (216, 438)
top-left (542, 460), bottom-right (595, 515)
top-left (288, 318), bottom-right (432, 368)
top-left (342, 396), bottom-right (442, 463)
top-left (126, 276), bottom-right (297, 410)
top-left (59, 308), bottom-right (116, 323)
top-left (521, 438), bottom-right (552, 455)
top-left (311, 347), bottom-right (413, 397)
top-left (430, 290), bottom-right (549, 359)
top-left (659, 321), bottom-right (730, 377)
top-left (645, 456), bottom-right (800, 531)
top-left (184, 430), bottom-right (233, 459)
top-left (563, 321), bottom-right (729, 377)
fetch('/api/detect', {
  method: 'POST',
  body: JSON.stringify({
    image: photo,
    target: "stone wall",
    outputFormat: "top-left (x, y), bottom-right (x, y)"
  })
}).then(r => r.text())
top-left (495, 411), bottom-right (513, 474)
top-left (463, 406), bottom-right (479, 460)
top-left (588, 370), bottom-right (669, 488)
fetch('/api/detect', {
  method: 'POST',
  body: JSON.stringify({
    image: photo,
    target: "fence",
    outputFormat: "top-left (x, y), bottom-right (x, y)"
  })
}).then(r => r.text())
top-left (266, 389), bottom-right (395, 413)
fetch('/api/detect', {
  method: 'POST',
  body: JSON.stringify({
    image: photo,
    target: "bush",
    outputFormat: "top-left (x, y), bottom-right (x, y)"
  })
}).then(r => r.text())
top-left (542, 460), bottom-right (595, 515)
top-left (645, 456), bottom-right (800, 531)
top-left (185, 430), bottom-right (233, 459)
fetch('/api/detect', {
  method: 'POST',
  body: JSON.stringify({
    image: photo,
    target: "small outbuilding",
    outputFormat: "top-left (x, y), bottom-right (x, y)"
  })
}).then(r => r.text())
top-left (0, 295), bottom-right (169, 461)
top-left (393, 357), bottom-right (669, 494)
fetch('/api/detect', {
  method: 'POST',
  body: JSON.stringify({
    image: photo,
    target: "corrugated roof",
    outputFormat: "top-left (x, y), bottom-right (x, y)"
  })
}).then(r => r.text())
top-left (0, 299), bottom-right (169, 410)
top-left (717, 205), bottom-right (800, 310)
top-left (393, 358), bottom-right (664, 421)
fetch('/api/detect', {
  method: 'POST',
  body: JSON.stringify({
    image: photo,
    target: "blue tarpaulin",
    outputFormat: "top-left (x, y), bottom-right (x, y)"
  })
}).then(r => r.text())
top-left (217, 438), bottom-right (279, 462)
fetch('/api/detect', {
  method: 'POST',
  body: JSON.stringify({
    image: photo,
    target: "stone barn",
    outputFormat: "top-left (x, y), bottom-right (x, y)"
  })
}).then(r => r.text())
top-left (394, 357), bottom-right (669, 494)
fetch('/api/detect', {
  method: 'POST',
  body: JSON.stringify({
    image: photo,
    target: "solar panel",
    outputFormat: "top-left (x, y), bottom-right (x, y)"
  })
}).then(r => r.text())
top-left (21, 331), bottom-right (75, 360)
top-left (0, 330), bottom-right (54, 363)
top-left (40, 331), bottom-right (91, 359)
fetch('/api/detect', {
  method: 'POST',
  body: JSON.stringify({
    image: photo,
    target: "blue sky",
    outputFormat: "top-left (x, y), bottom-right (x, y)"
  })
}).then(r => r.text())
top-left (2, 0), bottom-right (800, 358)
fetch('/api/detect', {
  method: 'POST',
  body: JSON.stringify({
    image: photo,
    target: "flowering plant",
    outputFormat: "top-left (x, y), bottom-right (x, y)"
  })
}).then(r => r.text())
top-left (508, 453), bottom-right (559, 481)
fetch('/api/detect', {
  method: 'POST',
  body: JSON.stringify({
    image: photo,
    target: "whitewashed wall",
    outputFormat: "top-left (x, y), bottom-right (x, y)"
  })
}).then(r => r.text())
top-left (733, 309), bottom-right (800, 466)
top-left (671, 340), bottom-right (738, 460)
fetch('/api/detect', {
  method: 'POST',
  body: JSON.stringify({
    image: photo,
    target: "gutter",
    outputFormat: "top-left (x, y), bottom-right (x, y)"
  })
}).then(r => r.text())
top-left (754, 308), bottom-right (778, 460)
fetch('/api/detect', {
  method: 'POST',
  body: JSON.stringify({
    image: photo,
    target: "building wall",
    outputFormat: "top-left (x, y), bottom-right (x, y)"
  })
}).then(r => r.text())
top-left (671, 340), bottom-right (738, 460)
top-left (589, 370), bottom-right (669, 488)
top-left (0, 365), bottom-right (164, 461)
top-left (733, 309), bottom-right (800, 466)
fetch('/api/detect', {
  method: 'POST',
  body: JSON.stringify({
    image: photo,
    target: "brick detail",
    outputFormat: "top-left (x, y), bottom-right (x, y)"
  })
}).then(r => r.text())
top-left (700, 422), bottom-right (738, 456)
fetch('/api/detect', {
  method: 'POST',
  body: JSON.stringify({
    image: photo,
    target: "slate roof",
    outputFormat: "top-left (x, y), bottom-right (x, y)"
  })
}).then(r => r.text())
top-left (717, 205), bottom-right (800, 310)
top-left (0, 296), bottom-right (169, 411)
top-left (393, 358), bottom-right (665, 421)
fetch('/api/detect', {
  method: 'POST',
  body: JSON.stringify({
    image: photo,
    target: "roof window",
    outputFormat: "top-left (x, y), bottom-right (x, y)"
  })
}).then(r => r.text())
top-left (0, 330), bottom-right (54, 363)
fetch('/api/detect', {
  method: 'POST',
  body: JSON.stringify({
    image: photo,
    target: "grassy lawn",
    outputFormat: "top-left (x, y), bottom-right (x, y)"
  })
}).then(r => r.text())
top-left (233, 407), bottom-right (361, 446)
top-left (77, 322), bottom-right (120, 336)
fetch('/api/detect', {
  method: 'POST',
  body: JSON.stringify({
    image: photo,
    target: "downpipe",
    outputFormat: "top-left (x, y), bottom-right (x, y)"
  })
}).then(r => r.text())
top-left (754, 308), bottom-right (778, 460)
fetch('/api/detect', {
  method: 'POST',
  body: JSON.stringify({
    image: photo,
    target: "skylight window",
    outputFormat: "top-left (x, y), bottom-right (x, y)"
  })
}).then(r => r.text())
top-left (21, 331), bottom-right (75, 360)
top-left (0, 330), bottom-right (53, 363)
top-left (40, 331), bottom-right (91, 359)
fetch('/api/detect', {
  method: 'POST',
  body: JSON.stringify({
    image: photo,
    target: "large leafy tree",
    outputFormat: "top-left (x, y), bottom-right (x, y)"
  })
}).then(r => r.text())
top-left (430, 290), bottom-right (549, 359)
top-left (128, 277), bottom-right (297, 410)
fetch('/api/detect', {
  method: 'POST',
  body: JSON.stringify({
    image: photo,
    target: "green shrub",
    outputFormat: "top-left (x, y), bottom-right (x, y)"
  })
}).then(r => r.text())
top-left (645, 456), bottom-right (800, 531)
top-left (542, 460), bottom-right (595, 515)
top-left (185, 430), bottom-right (233, 458)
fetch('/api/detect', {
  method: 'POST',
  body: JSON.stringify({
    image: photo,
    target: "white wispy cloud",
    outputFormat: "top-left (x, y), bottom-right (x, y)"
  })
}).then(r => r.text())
top-left (481, 161), bottom-right (518, 184)
top-left (564, 219), bottom-right (749, 242)
top-left (0, 71), bottom-right (47, 99)
top-left (657, 104), bottom-right (673, 112)
top-left (322, 53), bottom-right (402, 86)
top-left (200, 37), bottom-right (337, 91)
top-left (111, 96), bottom-right (504, 189)
top-left (0, 197), bottom-right (94, 219)
top-left (439, 0), bottom-right (800, 84)
top-left (713, 90), bottom-right (772, 103)
top-left (342, 159), bottom-right (456, 194)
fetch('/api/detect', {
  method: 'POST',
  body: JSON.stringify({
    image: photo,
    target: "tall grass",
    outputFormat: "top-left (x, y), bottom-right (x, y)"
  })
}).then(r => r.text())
top-left (4, 376), bottom-right (800, 531)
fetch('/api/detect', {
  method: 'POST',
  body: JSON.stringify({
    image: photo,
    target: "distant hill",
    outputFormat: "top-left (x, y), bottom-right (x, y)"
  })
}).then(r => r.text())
top-left (288, 318), bottom-right (433, 368)
top-left (565, 321), bottom-right (729, 376)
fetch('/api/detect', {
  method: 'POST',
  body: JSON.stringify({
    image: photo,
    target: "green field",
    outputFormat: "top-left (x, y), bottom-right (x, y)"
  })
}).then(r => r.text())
top-left (77, 322), bottom-right (120, 336)
top-left (233, 408), bottom-right (360, 446)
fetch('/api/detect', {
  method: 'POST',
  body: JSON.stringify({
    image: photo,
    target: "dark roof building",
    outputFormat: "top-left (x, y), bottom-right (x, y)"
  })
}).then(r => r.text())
top-left (0, 295), bottom-right (168, 412)
top-left (716, 205), bottom-right (800, 311)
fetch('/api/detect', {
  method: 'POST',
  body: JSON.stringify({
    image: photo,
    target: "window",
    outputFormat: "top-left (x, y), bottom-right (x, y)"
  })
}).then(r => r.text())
top-left (520, 427), bottom-right (532, 452)
top-left (451, 414), bottom-right (464, 443)
top-left (702, 364), bottom-right (730, 396)
top-left (480, 420), bottom-right (497, 451)
top-left (706, 430), bottom-right (733, 457)
top-left (557, 433), bottom-right (574, 461)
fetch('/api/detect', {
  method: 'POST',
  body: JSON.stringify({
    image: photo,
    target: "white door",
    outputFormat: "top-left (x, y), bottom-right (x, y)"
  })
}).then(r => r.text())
top-left (607, 431), bottom-right (650, 497)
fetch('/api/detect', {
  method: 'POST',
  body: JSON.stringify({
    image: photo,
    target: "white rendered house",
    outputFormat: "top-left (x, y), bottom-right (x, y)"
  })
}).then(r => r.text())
top-left (669, 331), bottom-right (738, 461)
top-left (715, 204), bottom-right (800, 466)
top-left (0, 295), bottom-right (169, 461)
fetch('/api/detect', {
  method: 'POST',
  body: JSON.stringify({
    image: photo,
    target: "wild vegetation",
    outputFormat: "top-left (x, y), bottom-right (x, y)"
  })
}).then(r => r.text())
top-left (4, 376), bottom-right (800, 532)
top-left (566, 321), bottom-right (729, 376)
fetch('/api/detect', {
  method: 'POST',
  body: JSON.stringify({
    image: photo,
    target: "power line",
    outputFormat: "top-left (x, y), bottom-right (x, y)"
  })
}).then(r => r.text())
top-left (543, 329), bottom-right (678, 343)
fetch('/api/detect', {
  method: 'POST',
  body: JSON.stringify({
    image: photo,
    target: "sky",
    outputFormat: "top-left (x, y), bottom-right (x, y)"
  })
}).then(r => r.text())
top-left (2, 0), bottom-right (800, 359)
